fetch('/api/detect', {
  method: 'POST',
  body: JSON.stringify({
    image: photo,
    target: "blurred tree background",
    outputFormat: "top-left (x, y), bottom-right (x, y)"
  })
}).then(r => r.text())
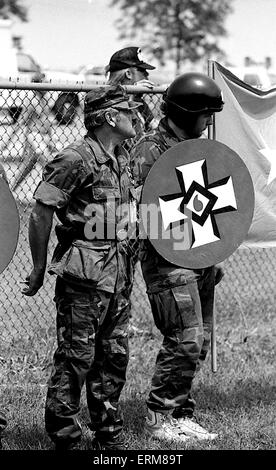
top-left (110, 0), bottom-right (233, 73)
top-left (0, 0), bottom-right (28, 21)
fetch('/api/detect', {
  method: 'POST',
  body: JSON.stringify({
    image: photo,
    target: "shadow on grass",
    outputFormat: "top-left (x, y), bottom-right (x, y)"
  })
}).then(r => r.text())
top-left (2, 383), bottom-right (275, 451)
top-left (79, 398), bottom-right (147, 443)
top-left (194, 376), bottom-right (276, 412)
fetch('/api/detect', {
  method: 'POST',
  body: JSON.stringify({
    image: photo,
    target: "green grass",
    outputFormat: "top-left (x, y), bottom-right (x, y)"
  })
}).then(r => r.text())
top-left (0, 291), bottom-right (275, 451)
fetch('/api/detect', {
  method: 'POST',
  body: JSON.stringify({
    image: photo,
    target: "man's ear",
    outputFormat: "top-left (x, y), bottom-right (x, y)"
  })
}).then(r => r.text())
top-left (105, 111), bottom-right (116, 127)
top-left (125, 68), bottom-right (133, 80)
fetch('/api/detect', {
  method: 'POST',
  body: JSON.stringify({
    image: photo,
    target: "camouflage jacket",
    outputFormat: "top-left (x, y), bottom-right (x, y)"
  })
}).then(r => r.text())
top-left (131, 118), bottom-right (180, 188)
top-left (34, 133), bottom-right (137, 293)
top-left (130, 118), bottom-right (206, 290)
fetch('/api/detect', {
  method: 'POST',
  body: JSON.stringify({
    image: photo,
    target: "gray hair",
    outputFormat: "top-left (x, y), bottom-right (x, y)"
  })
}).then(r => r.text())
top-left (107, 68), bottom-right (130, 86)
top-left (84, 107), bottom-right (118, 131)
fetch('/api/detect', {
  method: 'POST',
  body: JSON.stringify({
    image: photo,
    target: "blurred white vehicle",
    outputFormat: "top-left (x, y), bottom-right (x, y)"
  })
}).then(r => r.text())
top-left (267, 70), bottom-right (276, 88)
top-left (0, 19), bottom-right (82, 125)
top-left (0, 50), bottom-right (82, 125)
top-left (228, 65), bottom-right (272, 90)
top-left (77, 65), bottom-right (106, 84)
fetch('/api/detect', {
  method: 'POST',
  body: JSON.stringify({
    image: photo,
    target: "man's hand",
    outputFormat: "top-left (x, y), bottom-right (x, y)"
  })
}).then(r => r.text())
top-left (134, 79), bottom-right (155, 89)
top-left (21, 268), bottom-right (45, 296)
top-left (214, 264), bottom-right (224, 285)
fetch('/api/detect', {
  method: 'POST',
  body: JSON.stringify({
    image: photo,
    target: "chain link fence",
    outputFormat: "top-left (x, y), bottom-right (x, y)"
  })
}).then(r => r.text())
top-left (0, 82), bottom-right (276, 345)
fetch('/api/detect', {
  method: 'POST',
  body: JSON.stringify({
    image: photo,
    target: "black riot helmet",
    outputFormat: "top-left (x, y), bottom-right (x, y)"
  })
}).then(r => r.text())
top-left (162, 73), bottom-right (224, 128)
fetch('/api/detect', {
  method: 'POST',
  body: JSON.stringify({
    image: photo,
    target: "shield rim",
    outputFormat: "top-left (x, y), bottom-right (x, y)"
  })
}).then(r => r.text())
top-left (0, 179), bottom-right (20, 274)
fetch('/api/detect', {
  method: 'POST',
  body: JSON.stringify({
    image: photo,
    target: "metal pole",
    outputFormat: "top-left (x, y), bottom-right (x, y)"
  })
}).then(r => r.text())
top-left (207, 59), bottom-right (218, 373)
top-left (211, 293), bottom-right (217, 373)
top-left (0, 79), bottom-right (167, 94)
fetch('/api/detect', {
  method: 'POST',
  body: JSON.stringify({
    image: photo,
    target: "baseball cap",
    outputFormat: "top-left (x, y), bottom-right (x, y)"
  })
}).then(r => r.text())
top-left (84, 85), bottom-right (141, 117)
top-left (107, 47), bottom-right (155, 73)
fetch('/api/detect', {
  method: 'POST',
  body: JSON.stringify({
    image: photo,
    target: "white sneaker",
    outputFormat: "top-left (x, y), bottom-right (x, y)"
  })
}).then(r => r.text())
top-left (176, 417), bottom-right (218, 441)
top-left (145, 408), bottom-right (191, 443)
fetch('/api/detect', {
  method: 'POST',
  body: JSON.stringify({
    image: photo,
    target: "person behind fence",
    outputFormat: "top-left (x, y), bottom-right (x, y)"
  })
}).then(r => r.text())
top-left (22, 85), bottom-right (141, 451)
top-left (0, 71), bottom-right (54, 192)
top-left (130, 73), bottom-right (225, 443)
top-left (106, 46), bottom-right (157, 139)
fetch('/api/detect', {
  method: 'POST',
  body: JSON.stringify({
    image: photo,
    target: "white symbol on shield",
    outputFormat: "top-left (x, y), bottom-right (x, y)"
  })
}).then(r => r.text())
top-left (159, 159), bottom-right (237, 248)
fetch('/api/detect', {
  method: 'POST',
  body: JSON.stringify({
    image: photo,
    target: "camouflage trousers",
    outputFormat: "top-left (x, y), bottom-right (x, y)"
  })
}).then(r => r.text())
top-left (145, 266), bottom-right (215, 418)
top-left (45, 276), bottom-right (130, 445)
top-left (0, 411), bottom-right (7, 437)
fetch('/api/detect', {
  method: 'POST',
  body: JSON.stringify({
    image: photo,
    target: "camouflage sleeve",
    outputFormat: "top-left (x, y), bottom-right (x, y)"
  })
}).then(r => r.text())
top-left (130, 139), bottom-right (162, 188)
top-left (34, 150), bottom-right (85, 209)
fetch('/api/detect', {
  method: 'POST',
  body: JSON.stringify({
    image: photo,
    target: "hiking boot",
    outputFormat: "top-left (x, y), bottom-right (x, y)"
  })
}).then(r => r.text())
top-left (175, 417), bottom-right (218, 441)
top-left (91, 437), bottom-right (128, 451)
top-left (145, 408), bottom-right (191, 443)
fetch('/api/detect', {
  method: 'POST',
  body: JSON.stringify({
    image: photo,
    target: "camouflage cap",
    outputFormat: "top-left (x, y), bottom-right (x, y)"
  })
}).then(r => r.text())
top-left (84, 85), bottom-right (141, 116)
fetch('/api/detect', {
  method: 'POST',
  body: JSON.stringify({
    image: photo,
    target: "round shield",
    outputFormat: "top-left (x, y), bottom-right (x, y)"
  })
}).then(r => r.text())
top-left (141, 139), bottom-right (255, 269)
top-left (0, 178), bottom-right (20, 274)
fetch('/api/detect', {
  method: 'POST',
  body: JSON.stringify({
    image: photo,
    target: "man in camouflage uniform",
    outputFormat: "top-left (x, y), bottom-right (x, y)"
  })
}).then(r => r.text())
top-left (23, 85), bottom-right (140, 450)
top-left (131, 73), bottom-right (225, 443)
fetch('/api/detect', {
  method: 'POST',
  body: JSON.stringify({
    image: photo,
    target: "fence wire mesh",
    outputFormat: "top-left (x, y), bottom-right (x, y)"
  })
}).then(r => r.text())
top-left (0, 83), bottom-right (276, 346)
